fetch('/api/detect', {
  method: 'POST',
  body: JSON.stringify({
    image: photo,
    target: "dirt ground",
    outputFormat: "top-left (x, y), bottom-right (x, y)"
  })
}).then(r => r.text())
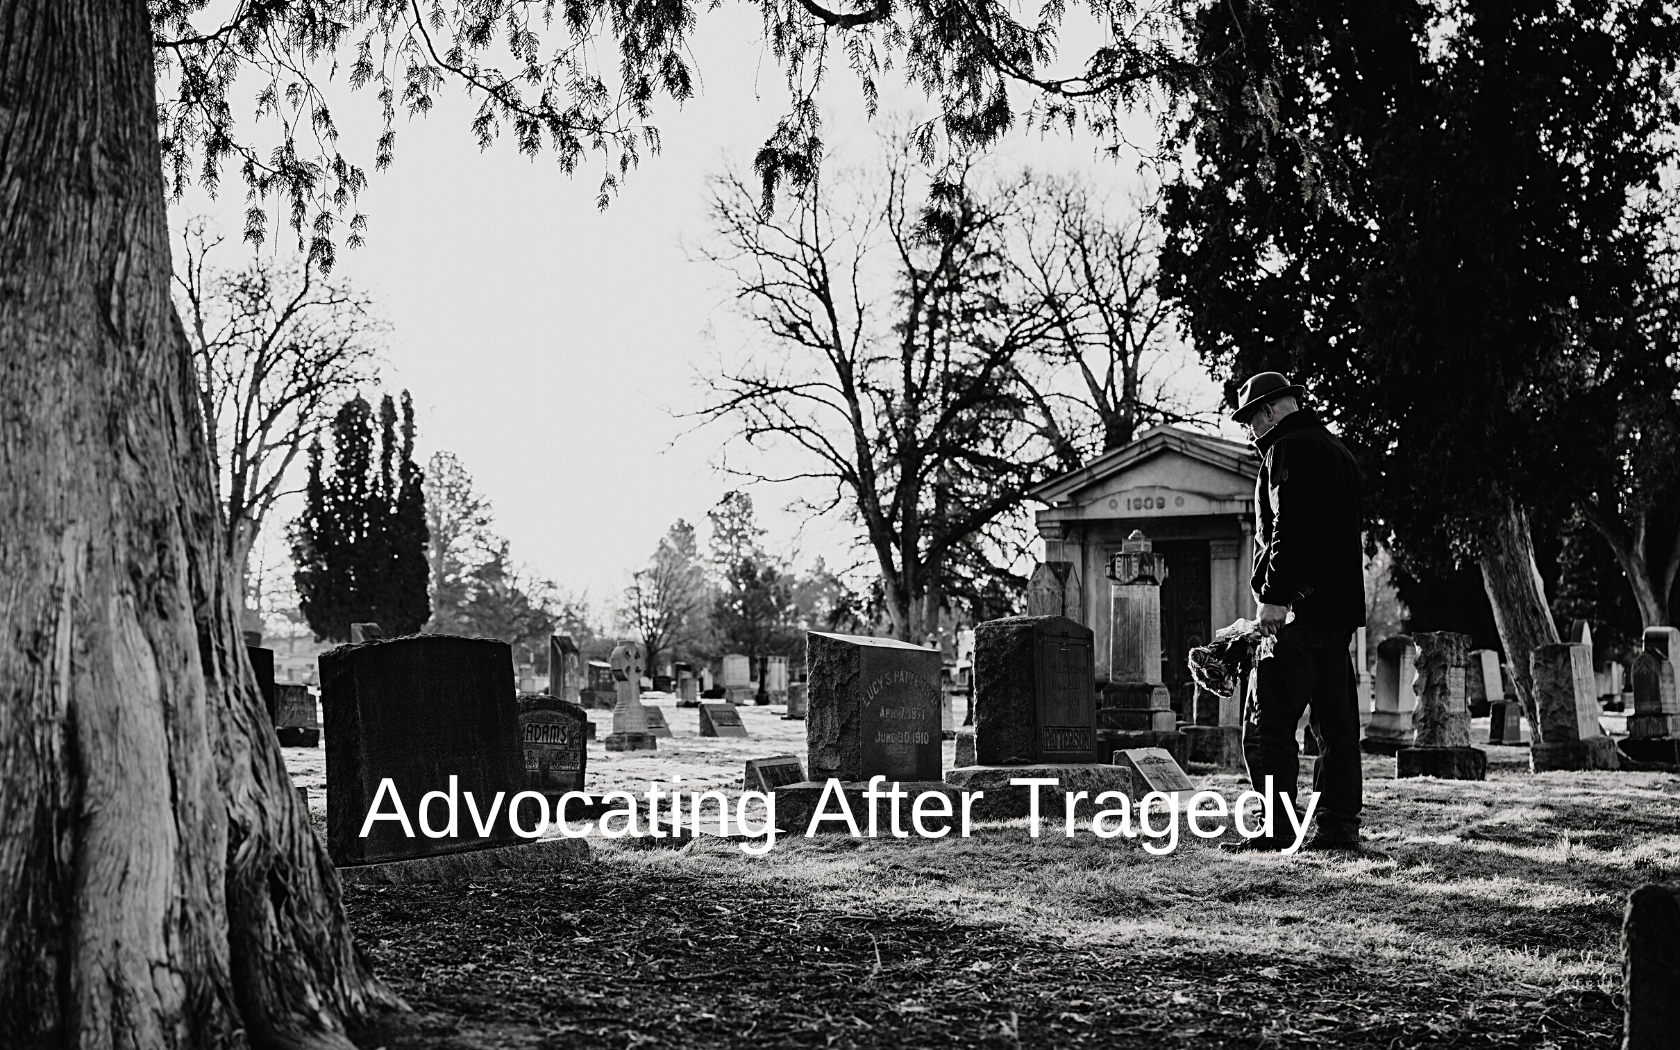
top-left (286, 704), bottom-right (1675, 1049)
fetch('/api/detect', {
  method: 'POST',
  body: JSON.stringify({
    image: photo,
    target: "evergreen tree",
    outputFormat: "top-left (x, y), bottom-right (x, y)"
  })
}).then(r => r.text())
top-left (291, 392), bottom-right (430, 640)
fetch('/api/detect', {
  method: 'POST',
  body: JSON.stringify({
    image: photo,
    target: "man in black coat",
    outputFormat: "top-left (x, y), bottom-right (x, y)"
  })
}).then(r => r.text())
top-left (1232, 372), bottom-right (1366, 851)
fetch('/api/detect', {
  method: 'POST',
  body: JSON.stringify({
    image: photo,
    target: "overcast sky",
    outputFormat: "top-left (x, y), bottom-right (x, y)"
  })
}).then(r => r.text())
top-left (169, 6), bottom-right (1233, 618)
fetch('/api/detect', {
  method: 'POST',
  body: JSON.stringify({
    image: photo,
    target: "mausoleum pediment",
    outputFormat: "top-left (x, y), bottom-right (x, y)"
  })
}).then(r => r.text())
top-left (1030, 426), bottom-right (1257, 521)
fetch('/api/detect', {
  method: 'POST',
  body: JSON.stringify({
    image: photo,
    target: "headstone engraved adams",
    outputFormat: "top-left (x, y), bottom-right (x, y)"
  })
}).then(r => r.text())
top-left (517, 693), bottom-right (588, 796)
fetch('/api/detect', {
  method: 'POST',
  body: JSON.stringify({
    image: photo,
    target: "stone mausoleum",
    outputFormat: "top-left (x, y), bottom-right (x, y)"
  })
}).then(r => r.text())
top-left (1029, 425), bottom-right (1258, 710)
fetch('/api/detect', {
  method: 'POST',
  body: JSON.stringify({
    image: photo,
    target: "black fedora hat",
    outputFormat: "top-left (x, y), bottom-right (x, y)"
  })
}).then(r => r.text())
top-left (1231, 371), bottom-right (1306, 423)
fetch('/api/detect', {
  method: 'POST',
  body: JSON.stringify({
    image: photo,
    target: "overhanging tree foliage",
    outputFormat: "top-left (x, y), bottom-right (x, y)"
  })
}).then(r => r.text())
top-left (2, 0), bottom-right (1232, 1041)
top-left (1159, 0), bottom-right (1680, 720)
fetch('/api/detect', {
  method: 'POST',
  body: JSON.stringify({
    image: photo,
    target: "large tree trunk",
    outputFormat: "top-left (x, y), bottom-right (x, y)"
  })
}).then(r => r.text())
top-left (1476, 495), bottom-right (1560, 735)
top-left (1583, 506), bottom-right (1674, 630)
top-left (0, 2), bottom-right (399, 1045)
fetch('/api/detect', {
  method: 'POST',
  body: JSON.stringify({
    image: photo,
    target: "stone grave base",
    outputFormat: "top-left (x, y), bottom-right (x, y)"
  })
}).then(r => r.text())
top-left (336, 838), bottom-right (590, 887)
top-left (1396, 746), bottom-right (1488, 780)
top-left (954, 728), bottom-right (976, 768)
top-left (1100, 729), bottom-right (1188, 771)
top-left (1531, 735), bottom-right (1621, 772)
top-left (943, 764), bottom-right (1135, 821)
top-left (276, 726), bottom-right (320, 748)
top-left (1359, 731), bottom-right (1413, 755)
top-left (770, 781), bottom-right (960, 835)
top-left (604, 732), bottom-right (658, 752)
top-left (1618, 738), bottom-right (1680, 769)
top-left (1182, 725), bottom-right (1243, 768)
top-left (1630, 714), bottom-right (1680, 738)
top-left (1623, 882), bottom-right (1680, 1050)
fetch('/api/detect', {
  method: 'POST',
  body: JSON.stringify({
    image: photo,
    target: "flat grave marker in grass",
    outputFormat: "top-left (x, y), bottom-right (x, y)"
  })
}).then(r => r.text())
top-left (1113, 746), bottom-right (1196, 804)
top-left (643, 705), bottom-right (673, 738)
top-left (699, 703), bottom-right (749, 738)
top-left (744, 754), bottom-right (805, 792)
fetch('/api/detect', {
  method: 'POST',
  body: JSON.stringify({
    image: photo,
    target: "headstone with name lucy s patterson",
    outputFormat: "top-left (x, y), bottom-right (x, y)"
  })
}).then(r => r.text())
top-left (320, 635), bottom-right (524, 866)
top-left (806, 631), bottom-right (943, 782)
top-left (973, 615), bottom-right (1099, 765)
top-left (698, 702), bottom-right (749, 738)
top-left (517, 693), bottom-right (588, 796)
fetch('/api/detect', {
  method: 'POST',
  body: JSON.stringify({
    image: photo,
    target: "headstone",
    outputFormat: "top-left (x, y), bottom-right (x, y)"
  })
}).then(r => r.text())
top-left (1397, 632), bottom-right (1487, 780)
top-left (940, 686), bottom-right (956, 740)
top-left (585, 660), bottom-right (615, 709)
top-left (548, 635), bottom-right (582, 704)
top-left (1624, 882), bottom-right (1680, 1050)
top-left (744, 755), bottom-right (805, 793)
top-left (766, 655), bottom-right (790, 702)
top-left (954, 726), bottom-right (976, 767)
top-left (1488, 700), bottom-right (1524, 745)
top-left (677, 665), bottom-right (700, 706)
top-left (321, 635), bottom-right (524, 866)
top-left (1622, 628), bottom-right (1680, 766)
top-left (1098, 533), bottom-right (1183, 761)
top-left (274, 683), bottom-right (320, 747)
top-left (1026, 561), bottom-right (1083, 622)
top-left (782, 681), bottom-right (808, 720)
top-left (1529, 642), bottom-right (1619, 771)
top-left (698, 702), bottom-right (749, 738)
top-left (722, 654), bottom-right (751, 687)
top-left (1362, 635), bottom-right (1417, 754)
top-left (806, 631), bottom-right (943, 782)
top-left (604, 642), bottom-right (657, 751)
top-left (248, 645), bottom-right (277, 724)
top-left (642, 704), bottom-right (673, 738)
top-left (1113, 747), bottom-right (1197, 805)
top-left (349, 622), bottom-right (384, 644)
top-left (1569, 619), bottom-right (1592, 647)
top-left (973, 615), bottom-right (1099, 765)
top-left (1467, 649), bottom-right (1501, 719)
top-left (517, 694), bottom-right (588, 796)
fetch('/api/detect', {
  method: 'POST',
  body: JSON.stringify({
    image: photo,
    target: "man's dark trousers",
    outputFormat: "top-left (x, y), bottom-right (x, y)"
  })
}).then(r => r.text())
top-left (1243, 620), bottom-right (1362, 841)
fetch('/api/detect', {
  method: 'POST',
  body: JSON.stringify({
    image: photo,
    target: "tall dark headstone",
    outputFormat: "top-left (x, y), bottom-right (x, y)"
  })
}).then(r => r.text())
top-left (247, 645), bottom-right (276, 724)
top-left (1623, 627), bottom-right (1680, 766)
top-left (973, 615), bottom-right (1099, 765)
top-left (1623, 882), bottom-right (1680, 1050)
top-left (321, 635), bottom-right (524, 866)
top-left (807, 631), bottom-right (942, 782)
top-left (517, 693), bottom-right (588, 796)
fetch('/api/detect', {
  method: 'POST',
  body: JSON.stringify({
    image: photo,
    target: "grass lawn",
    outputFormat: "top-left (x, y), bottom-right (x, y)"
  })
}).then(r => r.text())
top-left (287, 703), bottom-right (1680, 1049)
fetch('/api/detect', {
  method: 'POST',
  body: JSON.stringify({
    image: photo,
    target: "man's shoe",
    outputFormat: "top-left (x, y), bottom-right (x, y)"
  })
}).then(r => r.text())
top-left (1302, 833), bottom-right (1360, 852)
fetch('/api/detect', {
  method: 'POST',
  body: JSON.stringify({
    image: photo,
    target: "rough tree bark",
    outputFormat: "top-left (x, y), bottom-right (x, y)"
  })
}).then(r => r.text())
top-left (0, 2), bottom-right (399, 1046)
top-left (1476, 494), bottom-right (1561, 735)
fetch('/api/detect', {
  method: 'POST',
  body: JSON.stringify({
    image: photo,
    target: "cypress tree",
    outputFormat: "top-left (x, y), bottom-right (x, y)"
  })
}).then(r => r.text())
top-left (291, 391), bottom-right (430, 640)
